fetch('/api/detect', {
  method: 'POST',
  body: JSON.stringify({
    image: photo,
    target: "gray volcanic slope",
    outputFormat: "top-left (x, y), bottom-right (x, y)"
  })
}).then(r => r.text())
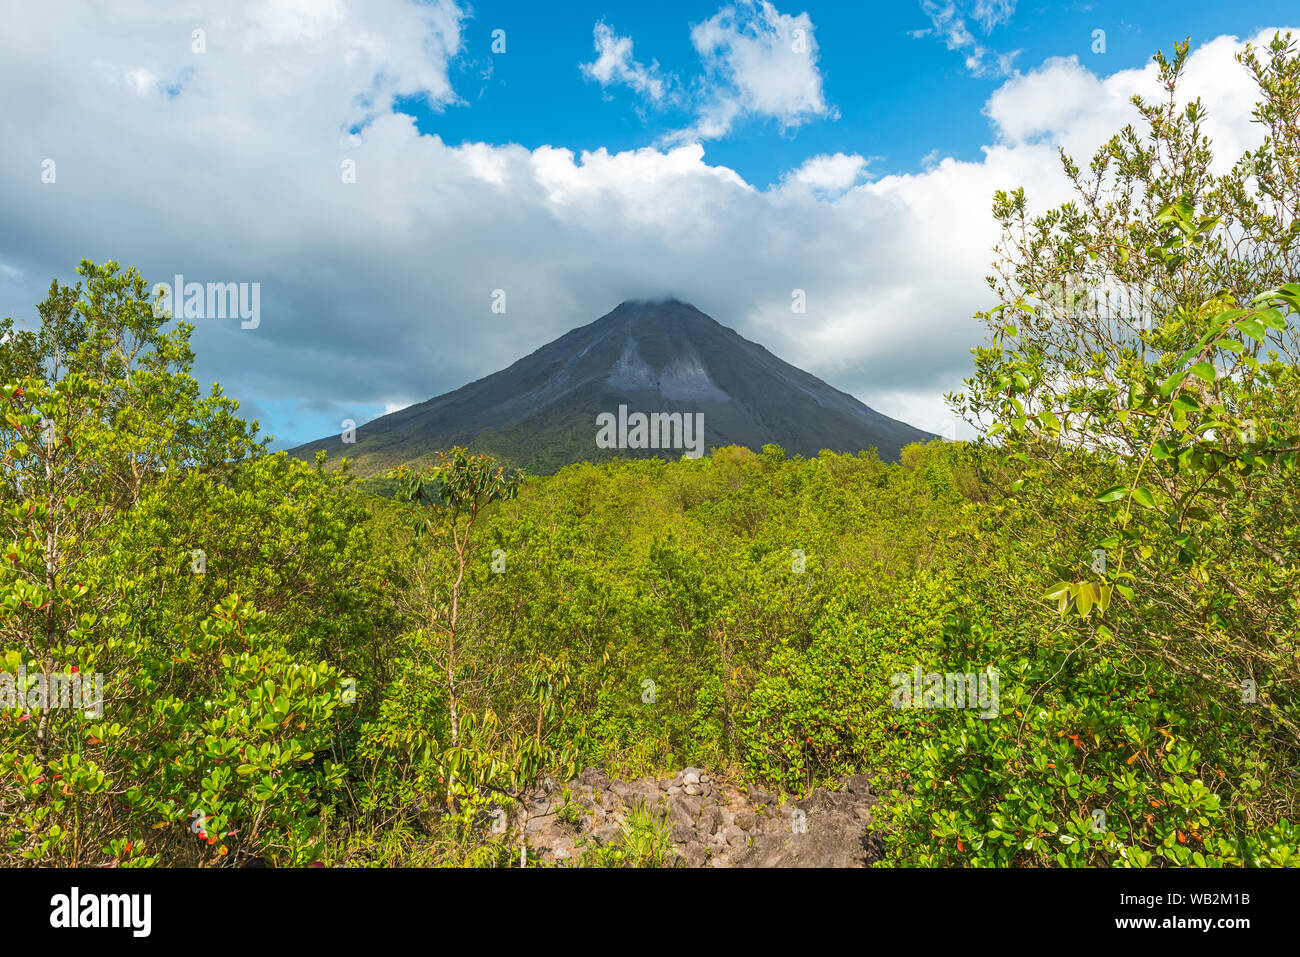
top-left (290, 299), bottom-right (934, 473)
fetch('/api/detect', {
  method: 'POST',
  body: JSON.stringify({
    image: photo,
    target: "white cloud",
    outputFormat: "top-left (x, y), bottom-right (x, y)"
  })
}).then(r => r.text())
top-left (580, 23), bottom-right (673, 103)
top-left (681, 0), bottom-right (834, 141)
top-left (986, 38), bottom-right (1268, 176)
top-left (917, 0), bottom-right (1019, 77)
top-left (776, 153), bottom-right (868, 199)
top-left (582, 2), bottom-right (833, 143)
top-left (0, 3), bottom-right (1292, 447)
top-left (970, 0), bottom-right (1017, 33)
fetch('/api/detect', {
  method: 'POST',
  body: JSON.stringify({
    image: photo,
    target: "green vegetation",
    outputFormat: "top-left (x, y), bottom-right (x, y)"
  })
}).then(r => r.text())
top-left (2, 34), bottom-right (1298, 868)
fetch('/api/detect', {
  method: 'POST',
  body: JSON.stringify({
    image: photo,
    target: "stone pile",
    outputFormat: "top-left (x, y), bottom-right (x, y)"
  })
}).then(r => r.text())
top-left (505, 767), bottom-right (883, 868)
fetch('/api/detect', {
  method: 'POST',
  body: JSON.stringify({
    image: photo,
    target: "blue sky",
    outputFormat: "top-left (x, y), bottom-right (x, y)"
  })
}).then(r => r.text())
top-left (413, 0), bottom-right (1298, 184)
top-left (1, 1), bottom-right (1296, 449)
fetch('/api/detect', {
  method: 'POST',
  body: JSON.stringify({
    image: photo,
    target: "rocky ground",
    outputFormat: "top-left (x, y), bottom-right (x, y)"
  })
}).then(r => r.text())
top-left (508, 767), bottom-right (884, 868)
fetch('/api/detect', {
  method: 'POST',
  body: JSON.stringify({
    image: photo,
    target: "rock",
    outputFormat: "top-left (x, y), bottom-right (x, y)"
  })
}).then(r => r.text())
top-left (729, 805), bottom-right (883, 868)
top-left (667, 797), bottom-right (701, 844)
top-left (540, 834), bottom-right (576, 861)
top-left (669, 794), bottom-right (702, 823)
top-left (624, 782), bottom-right (660, 810)
top-left (794, 789), bottom-right (836, 812)
top-left (682, 842), bottom-right (709, 868)
top-left (576, 768), bottom-right (609, 790)
top-left (527, 796), bottom-right (552, 816)
top-left (845, 773), bottom-right (874, 794)
top-left (490, 769), bottom-right (882, 869)
top-left (671, 821), bottom-right (697, 843)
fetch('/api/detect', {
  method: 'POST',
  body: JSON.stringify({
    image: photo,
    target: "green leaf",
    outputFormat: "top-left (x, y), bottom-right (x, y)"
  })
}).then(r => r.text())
top-left (1097, 584), bottom-right (1112, 613)
top-left (1096, 486), bottom-right (1128, 503)
top-left (1259, 308), bottom-right (1287, 331)
top-left (1238, 317), bottom-right (1266, 342)
top-left (1159, 370), bottom-right (1189, 398)
top-left (1189, 362), bottom-right (1216, 383)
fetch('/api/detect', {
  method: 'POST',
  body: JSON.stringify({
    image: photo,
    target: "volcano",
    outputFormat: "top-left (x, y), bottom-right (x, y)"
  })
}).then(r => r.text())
top-left (289, 299), bottom-right (934, 474)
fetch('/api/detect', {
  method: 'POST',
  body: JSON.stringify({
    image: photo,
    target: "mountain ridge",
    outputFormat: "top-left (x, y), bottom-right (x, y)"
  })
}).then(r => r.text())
top-left (289, 299), bottom-right (935, 474)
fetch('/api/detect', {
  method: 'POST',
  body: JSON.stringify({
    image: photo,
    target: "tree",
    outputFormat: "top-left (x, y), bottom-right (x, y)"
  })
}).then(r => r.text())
top-left (940, 32), bottom-right (1300, 861)
top-left (386, 449), bottom-right (523, 795)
